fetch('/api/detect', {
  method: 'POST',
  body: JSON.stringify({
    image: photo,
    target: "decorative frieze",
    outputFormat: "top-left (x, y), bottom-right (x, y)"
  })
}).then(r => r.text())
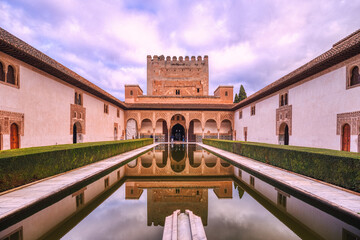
top-left (70, 104), bottom-right (86, 134)
top-left (0, 110), bottom-right (24, 135)
top-left (336, 111), bottom-right (360, 135)
top-left (276, 105), bottom-right (292, 135)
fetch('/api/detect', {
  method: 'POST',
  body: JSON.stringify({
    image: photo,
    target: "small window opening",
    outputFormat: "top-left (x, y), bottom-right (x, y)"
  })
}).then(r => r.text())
top-left (277, 192), bottom-right (287, 208)
top-left (239, 111), bottom-right (242, 119)
top-left (0, 62), bottom-right (4, 82)
top-left (197, 88), bottom-right (200, 93)
top-left (117, 109), bottom-right (120, 118)
top-left (7, 65), bottom-right (15, 85)
top-left (76, 192), bottom-right (84, 208)
top-left (104, 177), bottom-right (109, 188)
top-left (250, 176), bottom-right (255, 187)
top-left (225, 91), bottom-right (228, 96)
top-left (238, 169), bottom-right (242, 178)
top-left (176, 89), bottom-right (180, 95)
top-left (130, 90), bottom-right (133, 96)
top-left (117, 170), bottom-right (120, 180)
top-left (176, 188), bottom-right (180, 194)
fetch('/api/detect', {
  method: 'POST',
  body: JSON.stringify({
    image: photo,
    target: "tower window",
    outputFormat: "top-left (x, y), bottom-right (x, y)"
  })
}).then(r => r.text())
top-left (130, 90), bottom-right (133, 96)
top-left (225, 91), bottom-right (228, 96)
top-left (176, 89), bottom-right (180, 95)
top-left (197, 88), bottom-right (200, 93)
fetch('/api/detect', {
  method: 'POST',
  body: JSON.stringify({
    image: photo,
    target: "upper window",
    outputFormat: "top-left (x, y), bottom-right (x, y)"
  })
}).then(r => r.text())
top-left (197, 88), bottom-right (200, 93)
top-left (279, 92), bottom-right (288, 107)
top-left (117, 109), bottom-right (120, 118)
top-left (0, 62), bottom-right (4, 82)
top-left (74, 92), bottom-right (82, 105)
top-left (239, 111), bottom-right (242, 119)
top-left (130, 90), bottom-right (133, 96)
top-left (350, 66), bottom-right (360, 86)
top-left (104, 104), bottom-right (109, 114)
top-left (251, 106), bottom-right (256, 116)
top-left (7, 66), bottom-right (15, 85)
top-left (0, 62), bottom-right (18, 87)
top-left (176, 89), bottom-right (180, 95)
top-left (225, 91), bottom-right (228, 96)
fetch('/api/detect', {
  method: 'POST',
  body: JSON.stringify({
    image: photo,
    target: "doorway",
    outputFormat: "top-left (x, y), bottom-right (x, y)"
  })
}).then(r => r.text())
top-left (10, 123), bottom-right (19, 149)
top-left (279, 123), bottom-right (289, 145)
top-left (342, 124), bottom-right (350, 151)
top-left (73, 123), bottom-right (77, 144)
top-left (171, 124), bottom-right (185, 141)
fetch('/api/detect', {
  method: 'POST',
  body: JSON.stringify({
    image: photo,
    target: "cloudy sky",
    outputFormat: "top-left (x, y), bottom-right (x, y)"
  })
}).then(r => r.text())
top-left (0, 0), bottom-right (359, 100)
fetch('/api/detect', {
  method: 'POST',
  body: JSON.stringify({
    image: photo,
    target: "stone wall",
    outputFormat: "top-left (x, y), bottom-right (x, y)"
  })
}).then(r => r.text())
top-left (147, 55), bottom-right (209, 96)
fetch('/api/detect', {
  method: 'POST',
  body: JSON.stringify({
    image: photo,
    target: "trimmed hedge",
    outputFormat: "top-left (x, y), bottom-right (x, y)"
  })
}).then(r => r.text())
top-left (203, 139), bottom-right (360, 192)
top-left (0, 139), bottom-right (153, 192)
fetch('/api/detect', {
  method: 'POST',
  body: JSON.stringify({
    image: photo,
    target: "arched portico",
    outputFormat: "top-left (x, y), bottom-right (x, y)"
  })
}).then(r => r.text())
top-left (219, 119), bottom-right (232, 140)
top-left (126, 118), bottom-right (138, 140)
top-left (140, 118), bottom-right (153, 138)
top-left (204, 119), bottom-right (217, 139)
top-left (170, 114), bottom-right (186, 142)
top-left (188, 119), bottom-right (202, 142)
top-left (155, 118), bottom-right (168, 142)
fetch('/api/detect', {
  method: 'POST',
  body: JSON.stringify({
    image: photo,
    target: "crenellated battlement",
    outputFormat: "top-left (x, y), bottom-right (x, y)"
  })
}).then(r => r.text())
top-left (147, 54), bottom-right (209, 96)
top-left (147, 55), bottom-right (208, 65)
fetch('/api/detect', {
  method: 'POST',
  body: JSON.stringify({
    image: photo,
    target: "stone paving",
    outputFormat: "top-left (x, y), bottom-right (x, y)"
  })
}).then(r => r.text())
top-left (0, 143), bottom-right (158, 221)
top-left (199, 143), bottom-right (360, 217)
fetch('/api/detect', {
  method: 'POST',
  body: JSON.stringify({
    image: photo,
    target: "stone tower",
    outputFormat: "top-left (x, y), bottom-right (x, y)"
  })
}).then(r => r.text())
top-left (147, 55), bottom-right (209, 96)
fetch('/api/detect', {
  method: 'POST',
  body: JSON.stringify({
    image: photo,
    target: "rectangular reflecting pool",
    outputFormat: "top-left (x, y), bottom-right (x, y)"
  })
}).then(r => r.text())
top-left (0, 144), bottom-right (359, 240)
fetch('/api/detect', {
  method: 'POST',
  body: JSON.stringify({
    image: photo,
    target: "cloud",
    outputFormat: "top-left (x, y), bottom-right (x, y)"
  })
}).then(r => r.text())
top-left (0, 0), bottom-right (359, 98)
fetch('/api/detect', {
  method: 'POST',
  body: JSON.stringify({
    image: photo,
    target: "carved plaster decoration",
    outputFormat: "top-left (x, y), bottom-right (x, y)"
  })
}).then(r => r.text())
top-left (336, 111), bottom-right (360, 135)
top-left (0, 110), bottom-right (24, 135)
top-left (70, 104), bottom-right (86, 134)
top-left (276, 105), bottom-right (292, 135)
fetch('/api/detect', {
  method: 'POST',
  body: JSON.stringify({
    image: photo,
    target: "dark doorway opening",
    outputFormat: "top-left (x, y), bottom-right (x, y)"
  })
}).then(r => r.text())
top-left (284, 124), bottom-right (289, 145)
top-left (171, 124), bottom-right (185, 141)
top-left (73, 124), bottom-right (77, 144)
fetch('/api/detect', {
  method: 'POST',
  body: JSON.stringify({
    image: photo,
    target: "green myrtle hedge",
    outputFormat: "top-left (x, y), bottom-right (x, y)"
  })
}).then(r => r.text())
top-left (203, 139), bottom-right (360, 192)
top-left (0, 139), bottom-right (153, 192)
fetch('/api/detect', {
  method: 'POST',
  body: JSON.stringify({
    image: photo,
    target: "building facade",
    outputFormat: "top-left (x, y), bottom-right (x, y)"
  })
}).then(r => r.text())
top-left (0, 27), bottom-right (359, 152)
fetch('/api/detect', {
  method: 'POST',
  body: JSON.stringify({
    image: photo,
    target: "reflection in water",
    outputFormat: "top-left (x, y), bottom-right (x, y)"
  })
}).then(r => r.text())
top-left (1, 144), bottom-right (359, 240)
top-left (125, 181), bottom-right (233, 227)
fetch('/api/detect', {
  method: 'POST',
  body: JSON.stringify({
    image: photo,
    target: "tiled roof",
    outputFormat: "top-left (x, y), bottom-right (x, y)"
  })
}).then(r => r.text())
top-left (232, 29), bottom-right (360, 111)
top-left (0, 27), bottom-right (126, 109)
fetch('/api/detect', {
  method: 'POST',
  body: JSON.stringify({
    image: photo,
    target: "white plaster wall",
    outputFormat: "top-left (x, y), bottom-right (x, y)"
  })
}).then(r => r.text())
top-left (84, 94), bottom-right (124, 142)
top-left (234, 95), bottom-right (278, 143)
top-left (0, 54), bottom-right (126, 149)
top-left (234, 65), bottom-right (360, 152)
top-left (291, 67), bottom-right (359, 151)
top-left (0, 65), bottom-right (73, 148)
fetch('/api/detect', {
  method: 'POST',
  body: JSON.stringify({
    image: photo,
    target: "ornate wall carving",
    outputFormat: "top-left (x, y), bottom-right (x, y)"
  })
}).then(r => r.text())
top-left (276, 105), bottom-right (292, 135)
top-left (70, 104), bottom-right (86, 134)
top-left (336, 111), bottom-right (360, 135)
top-left (0, 110), bottom-right (24, 135)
